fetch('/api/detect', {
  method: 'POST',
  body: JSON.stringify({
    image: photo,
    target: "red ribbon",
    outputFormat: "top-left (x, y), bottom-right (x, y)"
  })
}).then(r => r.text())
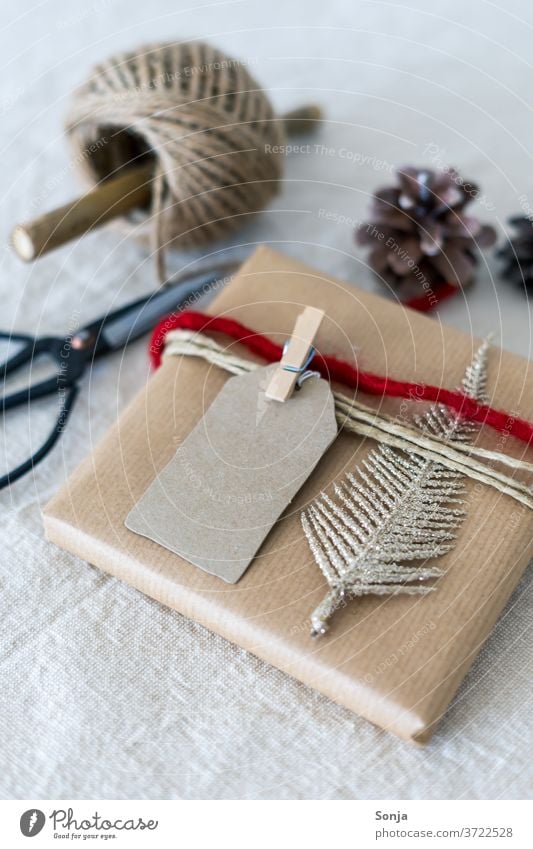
top-left (149, 310), bottom-right (533, 447)
top-left (403, 281), bottom-right (458, 312)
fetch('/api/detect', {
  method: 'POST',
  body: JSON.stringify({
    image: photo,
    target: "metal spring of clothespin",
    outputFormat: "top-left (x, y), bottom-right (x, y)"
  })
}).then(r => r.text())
top-left (265, 306), bottom-right (325, 402)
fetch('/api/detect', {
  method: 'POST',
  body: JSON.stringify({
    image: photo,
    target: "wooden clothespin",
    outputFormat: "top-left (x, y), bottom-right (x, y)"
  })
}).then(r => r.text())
top-left (265, 306), bottom-right (324, 402)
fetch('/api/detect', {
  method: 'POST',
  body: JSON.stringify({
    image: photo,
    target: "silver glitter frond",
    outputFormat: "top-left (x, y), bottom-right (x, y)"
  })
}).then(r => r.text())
top-left (302, 341), bottom-right (490, 636)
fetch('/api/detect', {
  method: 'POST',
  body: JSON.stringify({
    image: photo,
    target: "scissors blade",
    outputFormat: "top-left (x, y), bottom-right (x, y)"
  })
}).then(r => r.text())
top-left (99, 271), bottom-right (223, 352)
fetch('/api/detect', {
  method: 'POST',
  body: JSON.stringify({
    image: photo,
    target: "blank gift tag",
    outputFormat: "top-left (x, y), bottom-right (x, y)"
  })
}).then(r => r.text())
top-left (126, 364), bottom-right (337, 583)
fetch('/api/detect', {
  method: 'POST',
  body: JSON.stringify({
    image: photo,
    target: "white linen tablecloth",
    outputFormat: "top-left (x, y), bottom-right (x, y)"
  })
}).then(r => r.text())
top-left (0, 0), bottom-right (531, 799)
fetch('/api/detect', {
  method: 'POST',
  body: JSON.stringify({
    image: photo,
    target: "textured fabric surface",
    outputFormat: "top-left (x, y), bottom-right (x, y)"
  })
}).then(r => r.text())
top-left (1, 0), bottom-right (532, 799)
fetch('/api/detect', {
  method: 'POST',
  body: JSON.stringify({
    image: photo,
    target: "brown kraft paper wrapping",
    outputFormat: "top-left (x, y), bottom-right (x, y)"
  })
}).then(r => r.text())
top-left (43, 247), bottom-right (533, 742)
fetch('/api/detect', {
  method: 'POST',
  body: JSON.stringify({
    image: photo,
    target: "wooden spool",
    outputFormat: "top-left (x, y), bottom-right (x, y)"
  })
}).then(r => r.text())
top-left (11, 106), bottom-right (322, 263)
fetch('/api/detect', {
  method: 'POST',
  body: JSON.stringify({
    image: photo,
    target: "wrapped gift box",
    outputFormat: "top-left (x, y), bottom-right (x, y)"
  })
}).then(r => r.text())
top-left (43, 247), bottom-right (533, 742)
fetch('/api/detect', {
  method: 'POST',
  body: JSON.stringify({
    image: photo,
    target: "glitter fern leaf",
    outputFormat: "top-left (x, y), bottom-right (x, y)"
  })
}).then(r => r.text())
top-left (302, 341), bottom-right (489, 636)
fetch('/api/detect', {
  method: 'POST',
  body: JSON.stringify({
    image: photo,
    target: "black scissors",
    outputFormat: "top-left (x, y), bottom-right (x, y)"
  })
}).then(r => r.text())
top-left (1, 268), bottom-right (226, 490)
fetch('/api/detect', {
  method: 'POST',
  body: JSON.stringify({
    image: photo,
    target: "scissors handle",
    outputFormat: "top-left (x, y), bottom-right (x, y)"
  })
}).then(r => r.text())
top-left (1, 375), bottom-right (70, 412)
top-left (0, 331), bottom-right (38, 375)
top-left (0, 265), bottom-right (233, 489)
top-left (0, 331), bottom-right (83, 411)
top-left (0, 384), bottom-right (79, 491)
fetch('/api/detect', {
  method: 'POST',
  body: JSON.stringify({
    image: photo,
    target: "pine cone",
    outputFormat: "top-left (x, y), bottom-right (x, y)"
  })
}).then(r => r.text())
top-left (356, 166), bottom-right (496, 294)
top-left (497, 216), bottom-right (533, 293)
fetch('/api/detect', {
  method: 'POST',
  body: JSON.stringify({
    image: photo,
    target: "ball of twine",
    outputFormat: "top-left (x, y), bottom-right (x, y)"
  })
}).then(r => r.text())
top-left (65, 41), bottom-right (287, 276)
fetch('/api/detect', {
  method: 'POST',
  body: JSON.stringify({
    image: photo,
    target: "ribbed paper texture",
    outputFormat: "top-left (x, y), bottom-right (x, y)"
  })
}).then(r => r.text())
top-left (125, 363), bottom-right (337, 583)
top-left (43, 247), bottom-right (533, 741)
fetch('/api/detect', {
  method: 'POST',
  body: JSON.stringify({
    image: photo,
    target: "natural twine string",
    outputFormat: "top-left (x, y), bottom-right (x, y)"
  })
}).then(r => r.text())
top-left (163, 329), bottom-right (533, 510)
top-left (151, 309), bottom-right (533, 442)
top-left (65, 41), bottom-right (287, 280)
